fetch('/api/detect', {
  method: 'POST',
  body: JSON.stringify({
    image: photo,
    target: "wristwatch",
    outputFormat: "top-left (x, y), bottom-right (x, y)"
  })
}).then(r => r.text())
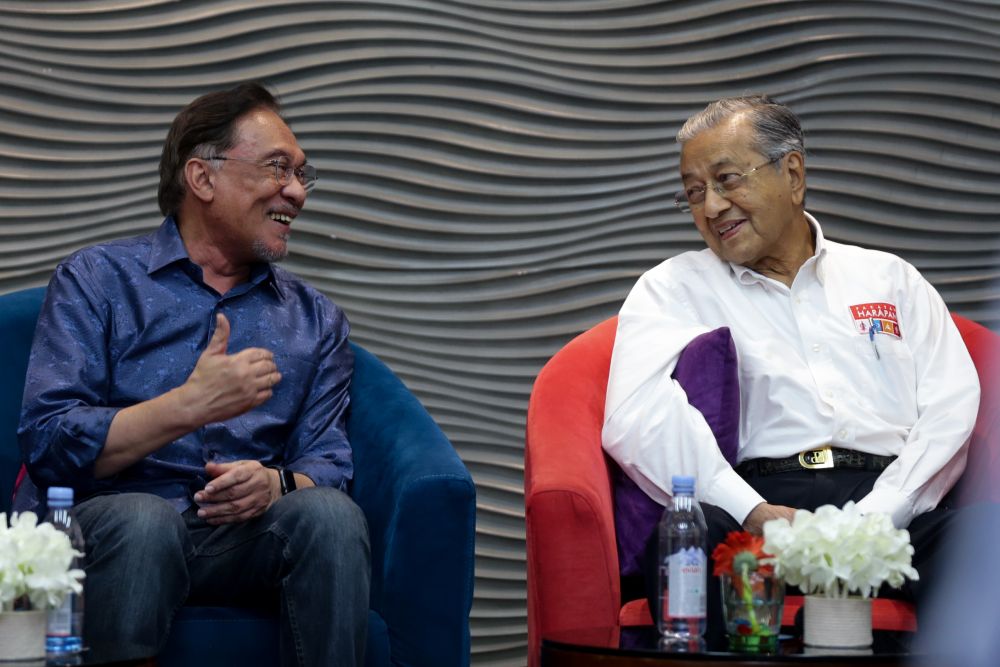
top-left (267, 465), bottom-right (297, 495)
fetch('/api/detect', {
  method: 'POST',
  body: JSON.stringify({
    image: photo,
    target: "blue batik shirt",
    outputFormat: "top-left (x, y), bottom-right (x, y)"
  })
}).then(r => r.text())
top-left (17, 216), bottom-right (354, 511)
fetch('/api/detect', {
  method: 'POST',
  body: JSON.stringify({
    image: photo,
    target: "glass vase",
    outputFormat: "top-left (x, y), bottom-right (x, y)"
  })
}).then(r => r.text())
top-left (720, 571), bottom-right (784, 652)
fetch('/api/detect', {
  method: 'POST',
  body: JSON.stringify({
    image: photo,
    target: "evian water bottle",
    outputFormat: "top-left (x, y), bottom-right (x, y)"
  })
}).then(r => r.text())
top-left (45, 487), bottom-right (85, 665)
top-left (657, 475), bottom-right (707, 640)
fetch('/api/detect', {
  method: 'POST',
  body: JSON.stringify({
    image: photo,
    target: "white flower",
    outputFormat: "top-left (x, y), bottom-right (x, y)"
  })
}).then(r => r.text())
top-left (0, 512), bottom-right (85, 612)
top-left (762, 502), bottom-right (918, 598)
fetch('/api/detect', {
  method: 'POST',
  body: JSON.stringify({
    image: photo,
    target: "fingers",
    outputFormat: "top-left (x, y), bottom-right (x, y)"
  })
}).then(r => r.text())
top-left (202, 460), bottom-right (251, 492)
top-left (197, 497), bottom-right (269, 525)
top-left (233, 348), bottom-right (282, 387)
top-left (185, 343), bottom-right (280, 423)
top-left (195, 461), bottom-right (275, 524)
top-left (205, 313), bottom-right (230, 355)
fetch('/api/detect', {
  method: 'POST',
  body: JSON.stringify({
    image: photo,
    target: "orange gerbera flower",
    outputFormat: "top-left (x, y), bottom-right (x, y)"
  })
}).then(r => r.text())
top-left (711, 530), bottom-right (774, 577)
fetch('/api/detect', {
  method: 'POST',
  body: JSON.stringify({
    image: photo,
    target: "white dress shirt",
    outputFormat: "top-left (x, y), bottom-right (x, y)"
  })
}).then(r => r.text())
top-left (602, 213), bottom-right (980, 528)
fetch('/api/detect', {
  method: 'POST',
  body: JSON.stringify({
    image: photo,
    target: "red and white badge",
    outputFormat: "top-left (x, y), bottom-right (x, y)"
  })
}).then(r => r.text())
top-left (850, 302), bottom-right (901, 339)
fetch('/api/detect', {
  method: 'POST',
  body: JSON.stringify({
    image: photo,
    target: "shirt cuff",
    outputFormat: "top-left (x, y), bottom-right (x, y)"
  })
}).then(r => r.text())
top-left (855, 488), bottom-right (913, 528)
top-left (704, 466), bottom-right (767, 526)
top-left (58, 406), bottom-right (120, 473)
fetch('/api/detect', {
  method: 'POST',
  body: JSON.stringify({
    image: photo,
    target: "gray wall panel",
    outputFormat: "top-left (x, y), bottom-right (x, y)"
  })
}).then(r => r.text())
top-left (1, 1), bottom-right (998, 665)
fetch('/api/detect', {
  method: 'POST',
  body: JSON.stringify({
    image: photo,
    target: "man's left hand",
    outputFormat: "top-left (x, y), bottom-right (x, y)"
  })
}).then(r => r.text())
top-left (194, 460), bottom-right (280, 524)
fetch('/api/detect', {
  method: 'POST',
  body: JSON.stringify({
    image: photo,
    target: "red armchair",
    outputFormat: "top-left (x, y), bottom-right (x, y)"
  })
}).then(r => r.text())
top-left (525, 314), bottom-right (999, 666)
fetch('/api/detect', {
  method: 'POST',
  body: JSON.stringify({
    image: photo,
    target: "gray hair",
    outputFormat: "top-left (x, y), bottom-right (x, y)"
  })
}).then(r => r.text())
top-left (677, 95), bottom-right (805, 161)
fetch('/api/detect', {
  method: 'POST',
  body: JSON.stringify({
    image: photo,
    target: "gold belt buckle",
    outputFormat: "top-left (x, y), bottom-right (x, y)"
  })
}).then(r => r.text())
top-left (798, 446), bottom-right (834, 470)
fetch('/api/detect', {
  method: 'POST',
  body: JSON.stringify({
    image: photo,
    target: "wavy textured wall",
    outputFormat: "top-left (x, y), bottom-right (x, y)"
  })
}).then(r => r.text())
top-left (1, 1), bottom-right (999, 664)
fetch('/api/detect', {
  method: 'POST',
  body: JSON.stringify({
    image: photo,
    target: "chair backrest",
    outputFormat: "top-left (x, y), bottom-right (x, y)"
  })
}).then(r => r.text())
top-left (0, 287), bottom-right (46, 514)
top-left (950, 314), bottom-right (1000, 504)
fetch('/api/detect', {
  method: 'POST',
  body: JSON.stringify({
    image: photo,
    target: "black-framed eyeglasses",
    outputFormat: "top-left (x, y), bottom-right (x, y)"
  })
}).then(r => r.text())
top-left (674, 154), bottom-right (784, 213)
top-left (209, 156), bottom-right (318, 192)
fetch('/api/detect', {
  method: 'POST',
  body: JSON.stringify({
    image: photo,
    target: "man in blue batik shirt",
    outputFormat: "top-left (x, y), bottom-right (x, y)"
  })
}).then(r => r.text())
top-left (18, 83), bottom-right (370, 667)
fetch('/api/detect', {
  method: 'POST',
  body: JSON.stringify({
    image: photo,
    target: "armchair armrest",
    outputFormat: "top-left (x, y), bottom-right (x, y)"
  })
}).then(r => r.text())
top-left (347, 343), bottom-right (476, 667)
top-left (525, 318), bottom-right (622, 666)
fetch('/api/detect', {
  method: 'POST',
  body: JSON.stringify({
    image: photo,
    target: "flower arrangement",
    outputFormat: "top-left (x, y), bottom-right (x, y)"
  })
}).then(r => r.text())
top-left (712, 531), bottom-right (774, 581)
top-left (712, 531), bottom-right (782, 648)
top-left (762, 502), bottom-right (918, 598)
top-left (0, 512), bottom-right (85, 612)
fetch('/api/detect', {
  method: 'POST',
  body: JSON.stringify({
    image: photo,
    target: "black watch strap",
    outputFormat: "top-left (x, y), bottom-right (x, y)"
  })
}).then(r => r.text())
top-left (267, 465), bottom-right (297, 495)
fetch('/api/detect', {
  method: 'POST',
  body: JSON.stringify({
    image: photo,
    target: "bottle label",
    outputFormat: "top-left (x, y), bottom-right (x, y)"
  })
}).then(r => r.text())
top-left (47, 595), bottom-right (73, 636)
top-left (667, 547), bottom-right (707, 618)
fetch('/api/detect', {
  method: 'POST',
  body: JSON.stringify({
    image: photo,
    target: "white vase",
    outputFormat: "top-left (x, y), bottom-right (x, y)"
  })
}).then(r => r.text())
top-left (0, 608), bottom-right (47, 661)
top-left (803, 595), bottom-right (873, 648)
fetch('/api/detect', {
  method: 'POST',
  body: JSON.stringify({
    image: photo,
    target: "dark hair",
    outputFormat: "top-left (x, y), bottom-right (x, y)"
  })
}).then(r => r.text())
top-left (158, 82), bottom-right (282, 216)
top-left (677, 94), bottom-right (805, 161)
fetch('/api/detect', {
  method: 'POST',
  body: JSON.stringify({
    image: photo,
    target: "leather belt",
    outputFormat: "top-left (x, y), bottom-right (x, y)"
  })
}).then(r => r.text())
top-left (736, 446), bottom-right (897, 477)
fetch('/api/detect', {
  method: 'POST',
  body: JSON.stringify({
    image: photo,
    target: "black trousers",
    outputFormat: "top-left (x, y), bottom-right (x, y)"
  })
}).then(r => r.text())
top-left (642, 468), bottom-right (956, 644)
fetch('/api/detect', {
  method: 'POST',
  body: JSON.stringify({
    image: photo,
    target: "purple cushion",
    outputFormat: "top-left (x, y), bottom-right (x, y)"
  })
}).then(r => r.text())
top-left (611, 327), bottom-right (739, 576)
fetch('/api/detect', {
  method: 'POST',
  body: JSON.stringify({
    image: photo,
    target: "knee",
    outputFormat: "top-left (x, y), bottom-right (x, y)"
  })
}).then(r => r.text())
top-left (81, 493), bottom-right (189, 563)
top-left (271, 487), bottom-right (369, 553)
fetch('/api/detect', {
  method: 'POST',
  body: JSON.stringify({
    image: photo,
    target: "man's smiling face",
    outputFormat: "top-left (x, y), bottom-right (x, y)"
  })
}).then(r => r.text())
top-left (210, 108), bottom-right (308, 264)
top-left (679, 113), bottom-right (804, 274)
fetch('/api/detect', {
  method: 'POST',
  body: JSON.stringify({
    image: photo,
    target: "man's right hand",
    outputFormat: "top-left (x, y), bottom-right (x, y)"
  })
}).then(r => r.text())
top-left (742, 502), bottom-right (796, 535)
top-left (95, 313), bottom-right (280, 478)
top-left (182, 313), bottom-right (281, 424)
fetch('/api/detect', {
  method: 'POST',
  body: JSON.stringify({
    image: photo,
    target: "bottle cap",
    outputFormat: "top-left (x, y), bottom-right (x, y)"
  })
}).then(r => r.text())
top-left (47, 486), bottom-right (74, 506)
top-left (671, 475), bottom-right (695, 495)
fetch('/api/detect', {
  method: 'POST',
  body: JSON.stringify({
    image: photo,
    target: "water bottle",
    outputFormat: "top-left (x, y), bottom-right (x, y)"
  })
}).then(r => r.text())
top-left (44, 487), bottom-right (85, 665)
top-left (657, 475), bottom-right (708, 640)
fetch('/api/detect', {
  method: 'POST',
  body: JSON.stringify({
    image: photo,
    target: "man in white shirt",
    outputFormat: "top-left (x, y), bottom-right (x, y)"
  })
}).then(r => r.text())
top-left (602, 95), bottom-right (980, 635)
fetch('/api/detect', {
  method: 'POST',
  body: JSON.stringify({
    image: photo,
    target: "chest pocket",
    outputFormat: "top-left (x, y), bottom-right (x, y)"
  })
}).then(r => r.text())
top-left (850, 334), bottom-right (916, 395)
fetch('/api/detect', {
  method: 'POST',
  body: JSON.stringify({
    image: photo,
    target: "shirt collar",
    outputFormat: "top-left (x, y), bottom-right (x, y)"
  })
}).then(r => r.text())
top-left (146, 216), bottom-right (283, 298)
top-left (147, 216), bottom-right (190, 274)
top-left (729, 211), bottom-right (827, 287)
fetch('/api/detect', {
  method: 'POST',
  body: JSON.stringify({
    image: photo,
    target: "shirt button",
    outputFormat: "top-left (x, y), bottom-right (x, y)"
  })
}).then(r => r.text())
top-left (812, 344), bottom-right (821, 353)
top-left (838, 429), bottom-right (848, 439)
top-left (825, 390), bottom-right (834, 399)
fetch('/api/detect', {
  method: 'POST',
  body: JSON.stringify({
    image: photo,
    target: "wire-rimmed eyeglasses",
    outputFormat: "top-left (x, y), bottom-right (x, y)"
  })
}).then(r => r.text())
top-left (674, 155), bottom-right (784, 213)
top-left (209, 156), bottom-right (318, 192)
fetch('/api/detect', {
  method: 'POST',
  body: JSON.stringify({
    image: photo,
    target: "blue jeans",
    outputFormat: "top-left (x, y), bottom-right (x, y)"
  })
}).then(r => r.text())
top-left (74, 488), bottom-right (370, 666)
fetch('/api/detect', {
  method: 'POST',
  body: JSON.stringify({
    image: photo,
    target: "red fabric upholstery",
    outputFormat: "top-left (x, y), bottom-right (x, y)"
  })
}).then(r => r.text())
top-left (951, 314), bottom-right (1000, 505)
top-left (525, 313), bottom-right (999, 664)
top-left (525, 317), bottom-right (620, 667)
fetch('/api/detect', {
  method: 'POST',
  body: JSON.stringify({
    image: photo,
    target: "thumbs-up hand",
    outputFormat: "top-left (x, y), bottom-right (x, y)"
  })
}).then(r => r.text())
top-left (182, 313), bottom-right (281, 425)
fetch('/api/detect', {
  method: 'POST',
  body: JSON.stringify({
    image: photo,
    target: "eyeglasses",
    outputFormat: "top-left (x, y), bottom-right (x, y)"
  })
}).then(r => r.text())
top-left (674, 155), bottom-right (784, 213)
top-left (209, 156), bottom-right (318, 192)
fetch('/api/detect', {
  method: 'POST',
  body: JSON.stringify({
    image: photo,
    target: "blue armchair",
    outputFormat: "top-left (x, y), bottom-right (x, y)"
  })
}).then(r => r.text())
top-left (0, 286), bottom-right (476, 667)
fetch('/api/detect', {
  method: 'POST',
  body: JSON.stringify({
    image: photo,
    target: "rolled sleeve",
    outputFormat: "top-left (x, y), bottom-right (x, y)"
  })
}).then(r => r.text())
top-left (18, 261), bottom-right (120, 486)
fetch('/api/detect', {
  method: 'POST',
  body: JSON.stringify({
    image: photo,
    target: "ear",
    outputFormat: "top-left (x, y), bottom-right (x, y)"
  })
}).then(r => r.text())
top-left (785, 151), bottom-right (806, 206)
top-left (184, 158), bottom-right (215, 205)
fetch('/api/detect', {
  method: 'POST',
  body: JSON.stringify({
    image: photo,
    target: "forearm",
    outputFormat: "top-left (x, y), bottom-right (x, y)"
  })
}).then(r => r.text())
top-left (95, 384), bottom-right (204, 478)
top-left (603, 374), bottom-right (764, 521)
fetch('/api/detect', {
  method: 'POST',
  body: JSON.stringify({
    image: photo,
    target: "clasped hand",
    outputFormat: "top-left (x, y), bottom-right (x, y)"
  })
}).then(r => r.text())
top-left (194, 460), bottom-right (280, 524)
top-left (742, 502), bottom-right (796, 535)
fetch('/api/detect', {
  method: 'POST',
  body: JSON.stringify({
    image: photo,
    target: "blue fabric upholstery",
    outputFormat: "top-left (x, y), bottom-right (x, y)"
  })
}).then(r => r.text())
top-left (0, 286), bottom-right (475, 667)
